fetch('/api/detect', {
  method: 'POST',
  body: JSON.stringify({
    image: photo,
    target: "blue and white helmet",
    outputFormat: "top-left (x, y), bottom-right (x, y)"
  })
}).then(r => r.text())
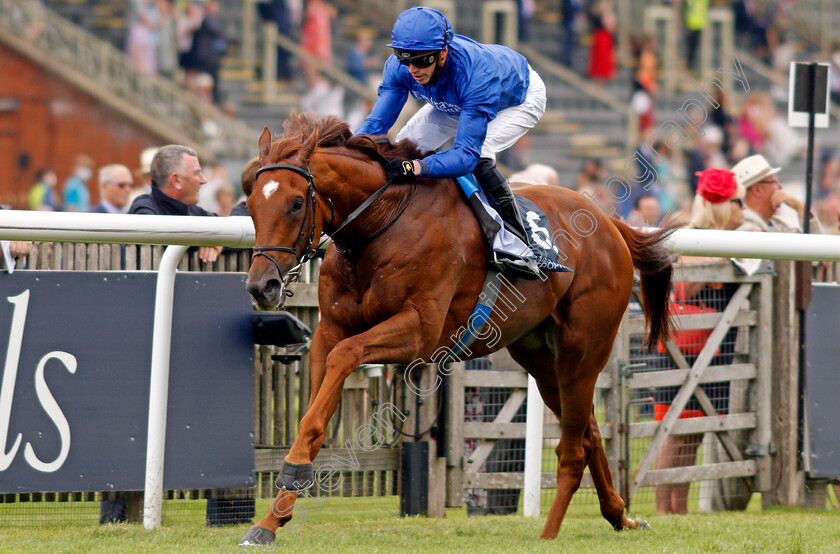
top-left (387, 7), bottom-right (453, 53)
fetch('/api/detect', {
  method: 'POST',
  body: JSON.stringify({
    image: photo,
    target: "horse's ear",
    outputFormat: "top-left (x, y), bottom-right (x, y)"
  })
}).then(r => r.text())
top-left (259, 127), bottom-right (271, 165)
top-left (300, 129), bottom-right (319, 165)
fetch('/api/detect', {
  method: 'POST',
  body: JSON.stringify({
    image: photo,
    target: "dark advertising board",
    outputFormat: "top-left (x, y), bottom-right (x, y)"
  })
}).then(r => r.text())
top-left (805, 283), bottom-right (840, 478)
top-left (0, 272), bottom-right (255, 493)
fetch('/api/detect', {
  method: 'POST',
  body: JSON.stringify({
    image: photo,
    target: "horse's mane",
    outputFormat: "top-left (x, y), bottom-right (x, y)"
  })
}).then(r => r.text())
top-left (268, 112), bottom-right (427, 164)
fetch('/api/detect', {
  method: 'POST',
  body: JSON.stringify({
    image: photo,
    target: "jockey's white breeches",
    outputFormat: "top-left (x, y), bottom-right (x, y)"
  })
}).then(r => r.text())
top-left (395, 66), bottom-right (547, 161)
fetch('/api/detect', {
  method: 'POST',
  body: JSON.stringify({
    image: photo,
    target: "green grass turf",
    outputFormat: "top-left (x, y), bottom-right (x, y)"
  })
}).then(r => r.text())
top-left (2, 494), bottom-right (839, 553)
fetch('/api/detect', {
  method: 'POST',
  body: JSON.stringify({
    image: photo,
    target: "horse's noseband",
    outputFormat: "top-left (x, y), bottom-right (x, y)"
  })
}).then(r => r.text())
top-left (251, 163), bottom-right (334, 303)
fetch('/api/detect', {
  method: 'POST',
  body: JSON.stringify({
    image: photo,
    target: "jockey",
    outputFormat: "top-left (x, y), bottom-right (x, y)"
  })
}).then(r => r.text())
top-left (355, 7), bottom-right (546, 278)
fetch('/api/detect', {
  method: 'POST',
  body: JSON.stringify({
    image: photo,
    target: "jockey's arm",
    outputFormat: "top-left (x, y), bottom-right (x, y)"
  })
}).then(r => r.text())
top-left (416, 108), bottom-right (488, 178)
top-left (355, 65), bottom-right (410, 136)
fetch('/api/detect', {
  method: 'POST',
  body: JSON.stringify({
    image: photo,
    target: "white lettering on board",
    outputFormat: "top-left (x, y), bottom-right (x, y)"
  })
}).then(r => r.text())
top-left (0, 290), bottom-right (77, 473)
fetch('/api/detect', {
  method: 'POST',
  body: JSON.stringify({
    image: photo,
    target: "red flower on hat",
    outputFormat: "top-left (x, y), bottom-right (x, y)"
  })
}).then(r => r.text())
top-left (695, 169), bottom-right (737, 204)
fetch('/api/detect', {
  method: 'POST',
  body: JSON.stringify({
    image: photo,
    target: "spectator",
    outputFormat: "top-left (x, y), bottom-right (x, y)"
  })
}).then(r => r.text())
top-left (726, 195), bottom-right (746, 231)
top-left (231, 157), bottom-right (258, 217)
top-left (91, 164), bottom-right (133, 214)
top-left (709, 85), bottom-right (736, 160)
top-left (733, 0), bottom-right (770, 59)
top-left (733, 154), bottom-right (821, 233)
top-left (560, 0), bottom-right (582, 68)
top-left (684, 125), bottom-right (727, 195)
top-left (198, 163), bottom-right (229, 214)
top-left (62, 155), bottom-right (94, 212)
top-left (684, 0), bottom-right (709, 73)
top-left (157, 0), bottom-right (179, 79)
top-left (29, 168), bottom-right (59, 211)
top-left (127, 0), bottom-right (160, 75)
top-left (192, 72), bottom-right (215, 103)
top-left (830, 51), bottom-right (840, 106)
top-left (259, 0), bottom-right (294, 83)
top-left (517, 0), bottom-right (535, 43)
top-left (215, 182), bottom-right (236, 217)
top-left (631, 35), bottom-right (658, 134)
top-left (347, 29), bottom-right (374, 87)
top-left (737, 92), bottom-right (804, 166)
top-left (128, 144), bottom-right (222, 263)
top-left (221, 157), bottom-right (259, 257)
top-left (509, 163), bottom-right (560, 187)
top-left (628, 193), bottom-right (662, 227)
top-left (723, 153), bottom-right (821, 511)
top-left (300, 0), bottom-right (336, 86)
top-left (587, 0), bottom-right (616, 86)
top-left (653, 168), bottom-right (744, 514)
top-left (299, 0), bottom-right (341, 117)
top-left (186, 0), bottom-right (226, 103)
top-left (575, 158), bottom-right (605, 191)
top-left (130, 147), bottom-right (157, 205)
top-left (345, 29), bottom-right (377, 130)
top-left (177, 0), bottom-right (204, 88)
top-left (0, 206), bottom-right (33, 273)
top-left (816, 149), bottom-right (838, 202)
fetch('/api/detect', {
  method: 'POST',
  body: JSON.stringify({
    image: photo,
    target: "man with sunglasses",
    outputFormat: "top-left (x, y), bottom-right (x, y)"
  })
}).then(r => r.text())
top-left (90, 164), bottom-right (134, 214)
top-left (732, 154), bottom-right (822, 233)
top-left (355, 7), bottom-right (546, 277)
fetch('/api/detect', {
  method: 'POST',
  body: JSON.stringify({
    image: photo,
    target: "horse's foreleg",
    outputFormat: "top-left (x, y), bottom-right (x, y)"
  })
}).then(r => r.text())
top-left (241, 309), bottom-right (429, 545)
top-left (240, 324), bottom-right (338, 546)
top-left (286, 308), bottom-right (427, 467)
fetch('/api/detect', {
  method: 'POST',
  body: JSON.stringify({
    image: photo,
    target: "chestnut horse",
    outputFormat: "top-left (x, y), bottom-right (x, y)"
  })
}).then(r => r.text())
top-left (240, 113), bottom-right (674, 545)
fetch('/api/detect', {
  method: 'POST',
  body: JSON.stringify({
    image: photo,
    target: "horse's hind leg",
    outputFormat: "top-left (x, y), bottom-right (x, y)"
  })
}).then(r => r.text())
top-left (508, 338), bottom-right (595, 539)
top-left (585, 411), bottom-right (648, 530)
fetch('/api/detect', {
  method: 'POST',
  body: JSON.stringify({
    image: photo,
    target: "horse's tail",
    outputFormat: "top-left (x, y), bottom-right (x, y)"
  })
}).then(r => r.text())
top-left (611, 219), bottom-right (679, 350)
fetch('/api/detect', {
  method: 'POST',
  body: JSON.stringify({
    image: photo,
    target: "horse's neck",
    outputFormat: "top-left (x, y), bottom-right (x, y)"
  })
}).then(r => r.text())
top-left (314, 150), bottom-right (413, 237)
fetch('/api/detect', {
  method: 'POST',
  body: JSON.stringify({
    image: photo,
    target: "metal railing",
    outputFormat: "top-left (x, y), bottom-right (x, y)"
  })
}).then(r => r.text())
top-left (0, 0), bottom-right (256, 160)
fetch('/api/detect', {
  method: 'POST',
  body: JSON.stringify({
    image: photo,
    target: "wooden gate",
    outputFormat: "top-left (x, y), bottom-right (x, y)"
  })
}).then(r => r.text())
top-left (441, 259), bottom-right (776, 513)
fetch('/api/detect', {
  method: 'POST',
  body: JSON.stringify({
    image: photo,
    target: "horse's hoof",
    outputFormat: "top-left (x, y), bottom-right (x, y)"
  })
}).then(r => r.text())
top-left (637, 520), bottom-right (651, 531)
top-left (238, 526), bottom-right (276, 545)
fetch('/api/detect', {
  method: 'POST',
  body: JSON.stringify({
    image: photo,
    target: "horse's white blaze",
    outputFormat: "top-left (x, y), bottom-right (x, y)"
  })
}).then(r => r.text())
top-left (262, 180), bottom-right (279, 199)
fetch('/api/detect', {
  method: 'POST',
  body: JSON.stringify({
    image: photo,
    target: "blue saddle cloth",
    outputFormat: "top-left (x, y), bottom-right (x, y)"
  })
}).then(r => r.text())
top-left (456, 175), bottom-right (571, 273)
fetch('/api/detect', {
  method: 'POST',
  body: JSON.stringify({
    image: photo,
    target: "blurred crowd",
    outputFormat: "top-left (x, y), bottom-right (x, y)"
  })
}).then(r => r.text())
top-left (16, 1), bottom-right (840, 235)
top-left (26, 147), bottom-right (246, 220)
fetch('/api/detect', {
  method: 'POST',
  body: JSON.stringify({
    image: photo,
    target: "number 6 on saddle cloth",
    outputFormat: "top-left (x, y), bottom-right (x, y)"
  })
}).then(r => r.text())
top-left (455, 173), bottom-right (571, 274)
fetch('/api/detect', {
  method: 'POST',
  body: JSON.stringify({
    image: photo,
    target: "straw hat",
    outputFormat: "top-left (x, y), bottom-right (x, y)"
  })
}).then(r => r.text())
top-left (731, 154), bottom-right (781, 189)
top-left (136, 147), bottom-right (158, 177)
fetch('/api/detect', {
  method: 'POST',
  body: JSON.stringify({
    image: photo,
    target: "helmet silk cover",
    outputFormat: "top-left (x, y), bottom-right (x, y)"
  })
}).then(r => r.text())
top-left (387, 7), bottom-right (453, 51)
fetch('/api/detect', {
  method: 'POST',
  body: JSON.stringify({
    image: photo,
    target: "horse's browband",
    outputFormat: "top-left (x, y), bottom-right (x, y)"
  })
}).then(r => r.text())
top-left (256, 163), bottom-right (311, 180)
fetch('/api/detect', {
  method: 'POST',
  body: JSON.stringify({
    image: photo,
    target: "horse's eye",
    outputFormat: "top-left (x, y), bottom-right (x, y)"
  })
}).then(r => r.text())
top-left (290, 197), bottom-right (304, 213)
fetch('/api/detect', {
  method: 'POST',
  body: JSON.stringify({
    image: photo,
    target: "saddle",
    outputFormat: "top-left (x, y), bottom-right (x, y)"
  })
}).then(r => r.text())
top-left (455, 175), bottom-right (572, 274)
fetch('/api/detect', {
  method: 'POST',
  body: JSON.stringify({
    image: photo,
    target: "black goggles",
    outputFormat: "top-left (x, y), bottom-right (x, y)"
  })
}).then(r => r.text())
top-left (394, 50), bottom-right (438, 68)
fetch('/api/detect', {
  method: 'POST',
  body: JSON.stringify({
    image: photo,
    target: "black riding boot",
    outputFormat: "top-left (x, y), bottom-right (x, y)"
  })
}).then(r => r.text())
top-left (473, 158), bottom-right (530, 244)
top-left (473, 158), bottom-right (540, 279)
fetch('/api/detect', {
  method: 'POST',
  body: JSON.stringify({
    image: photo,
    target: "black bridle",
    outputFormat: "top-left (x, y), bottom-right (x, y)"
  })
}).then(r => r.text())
top-left (251, 159), bottom-right (416, 304)
top-left (251, 163), bottom-right (333, 303)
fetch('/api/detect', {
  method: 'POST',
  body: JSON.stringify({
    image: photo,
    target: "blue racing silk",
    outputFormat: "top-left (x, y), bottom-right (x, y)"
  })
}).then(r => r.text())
top-left (355, 35), bottom-right (530, 178)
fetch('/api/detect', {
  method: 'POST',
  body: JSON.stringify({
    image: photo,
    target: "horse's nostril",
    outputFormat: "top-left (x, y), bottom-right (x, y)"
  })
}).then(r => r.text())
top-left (263, 279), bottom-right (280, 296)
